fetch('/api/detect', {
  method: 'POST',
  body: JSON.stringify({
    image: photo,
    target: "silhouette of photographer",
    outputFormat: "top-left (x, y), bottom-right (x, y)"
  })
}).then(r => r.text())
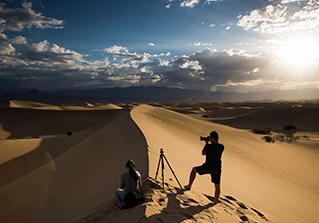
top-left (184, 131), bottom-right (224, 204)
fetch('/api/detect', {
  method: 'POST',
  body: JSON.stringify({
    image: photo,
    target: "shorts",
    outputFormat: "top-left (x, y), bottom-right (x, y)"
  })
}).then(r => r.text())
top-left (195, 165), bottom-right (221, 184)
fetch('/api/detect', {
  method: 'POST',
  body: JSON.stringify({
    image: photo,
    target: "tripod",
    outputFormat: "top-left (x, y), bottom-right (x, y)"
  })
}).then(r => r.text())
top-left (155, 148), bottom-right (182, 189)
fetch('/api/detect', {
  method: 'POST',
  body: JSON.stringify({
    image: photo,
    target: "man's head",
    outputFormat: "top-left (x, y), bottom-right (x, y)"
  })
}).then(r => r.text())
top-left (210, 131), bottom-right (219, 142)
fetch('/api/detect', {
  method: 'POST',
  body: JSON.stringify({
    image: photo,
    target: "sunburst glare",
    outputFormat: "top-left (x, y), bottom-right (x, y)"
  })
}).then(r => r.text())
top-left (276, 35), bottom-right (319, 66)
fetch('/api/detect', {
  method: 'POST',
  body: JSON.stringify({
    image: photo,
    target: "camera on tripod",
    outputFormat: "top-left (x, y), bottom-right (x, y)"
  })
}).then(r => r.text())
top-left (200, 136), bottom-right (210, 141)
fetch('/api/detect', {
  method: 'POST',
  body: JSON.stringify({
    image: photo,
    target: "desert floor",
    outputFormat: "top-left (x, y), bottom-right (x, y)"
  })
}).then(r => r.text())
top-left (0, 99), bottom-right (318, 223)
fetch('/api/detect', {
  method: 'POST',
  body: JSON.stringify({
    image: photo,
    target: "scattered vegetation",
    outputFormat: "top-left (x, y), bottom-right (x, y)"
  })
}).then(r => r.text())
top-left (202, 114), bottom-right (208, 118)
top-left (283, 124), bottom-right (297, 131)
top-left (67, 131), bottom-right (73, 136)
top-left (262, 136), bottom-right (275, 143)
top-left (303, 135), bottom-right (309, 139)
top-left (272, 133), bottom-right (300, 143)
top-left (252, 128), bottom-right (271, 134)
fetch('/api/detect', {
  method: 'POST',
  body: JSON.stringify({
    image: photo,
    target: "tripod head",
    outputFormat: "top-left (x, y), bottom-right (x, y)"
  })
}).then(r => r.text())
top-left (160, 148), bottom-right (164, 155)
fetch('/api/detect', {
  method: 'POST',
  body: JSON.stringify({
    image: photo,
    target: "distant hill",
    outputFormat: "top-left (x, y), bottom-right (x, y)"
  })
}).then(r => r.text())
top-left (0, 86), bottom-right (318, 104)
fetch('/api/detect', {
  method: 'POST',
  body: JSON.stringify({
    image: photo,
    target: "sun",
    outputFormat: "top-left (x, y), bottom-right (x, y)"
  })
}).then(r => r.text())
top-left (276, 35), bottom-right (319, 66)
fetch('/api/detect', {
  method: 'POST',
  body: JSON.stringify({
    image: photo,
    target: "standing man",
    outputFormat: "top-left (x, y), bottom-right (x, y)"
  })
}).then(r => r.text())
top-left (184, 131), bottom-right (224, 204)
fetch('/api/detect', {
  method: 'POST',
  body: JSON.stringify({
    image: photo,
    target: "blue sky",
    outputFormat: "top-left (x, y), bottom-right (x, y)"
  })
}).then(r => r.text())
top-left (1, 0), bottom-right (319, 93)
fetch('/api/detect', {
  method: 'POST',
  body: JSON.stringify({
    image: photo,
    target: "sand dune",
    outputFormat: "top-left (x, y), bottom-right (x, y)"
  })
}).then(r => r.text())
top-left (0, 100), bottom-right (318, 222)
top-left (166, 101), bottom-right (319, 132)
top-left (0, 107), bottom-right (148, 223)
top-left (4, 100), bottom-right (63, 110)
top-left (131, 104), bottom-right (319, 223)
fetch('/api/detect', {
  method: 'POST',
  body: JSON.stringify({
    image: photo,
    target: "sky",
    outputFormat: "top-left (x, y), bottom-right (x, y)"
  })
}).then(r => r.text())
top-left (1, 0), bottom-right (319, 93)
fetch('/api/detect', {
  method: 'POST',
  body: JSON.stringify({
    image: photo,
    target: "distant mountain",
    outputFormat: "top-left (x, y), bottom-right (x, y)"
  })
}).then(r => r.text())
top-left (21, 88), bottom-right (54, 98)
top-left (0, 86), bottom-right (318, 104)
top-left (52, 86), bottom-right (207, 98)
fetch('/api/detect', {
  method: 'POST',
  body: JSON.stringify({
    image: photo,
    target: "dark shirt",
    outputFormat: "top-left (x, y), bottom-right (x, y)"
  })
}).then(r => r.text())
top-left (203, 143), bottom-right (224, 169)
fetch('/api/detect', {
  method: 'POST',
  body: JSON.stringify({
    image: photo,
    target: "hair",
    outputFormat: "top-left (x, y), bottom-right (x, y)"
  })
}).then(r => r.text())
top-left (210, 131), bottom-right (219, 142)
top-left (125, 160), bottom-right (139, 182)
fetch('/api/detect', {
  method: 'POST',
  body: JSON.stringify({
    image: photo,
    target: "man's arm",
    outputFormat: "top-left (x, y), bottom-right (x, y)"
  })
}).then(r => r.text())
top-left (202, 141), bottom-right (208, 155)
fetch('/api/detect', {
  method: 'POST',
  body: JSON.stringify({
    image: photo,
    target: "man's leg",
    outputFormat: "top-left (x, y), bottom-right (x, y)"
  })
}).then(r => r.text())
top-left (184, 167), bottom-right (197, 190)
top-left (214, 184), bottom-right (220, 204)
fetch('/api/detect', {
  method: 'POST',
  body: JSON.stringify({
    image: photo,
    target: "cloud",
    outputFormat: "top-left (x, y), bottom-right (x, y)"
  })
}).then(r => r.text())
top-left (0, 33), bottom-right (27, 45)
top-left (1, 38), bottom-right (318, 91)
top-left (270, 0), bottom-right (303, 3)
top-left (93, 45), bottom-right (129, 54)
top-left (205, 0), bottom-right (222, 2)
top-left (237, 2), bottom-right (319, 33)
top-left (166, 4), bottom-right (171, 8)
top-left (148, 43), bottom-right (155, 46)
top-left (237, 5), bottom-right (287, 30)
top-left (180, 0), bottom-right (199, 8)
top-left (0, 3), bottom-right (63, 32)
top-left (19, 40), bottom-right (90, 64)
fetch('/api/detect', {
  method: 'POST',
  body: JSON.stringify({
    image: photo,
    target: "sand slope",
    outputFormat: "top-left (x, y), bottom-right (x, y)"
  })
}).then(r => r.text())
top-left (131, 104), bottom-right (319, 223)
top-left (0, 102), bottom-right (147, 223)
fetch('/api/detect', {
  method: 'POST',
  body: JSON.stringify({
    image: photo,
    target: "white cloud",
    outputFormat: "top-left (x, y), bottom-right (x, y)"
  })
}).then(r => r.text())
top-left (0, 33), bottom-right (27, 45)
top-left (270, 0), bottom-right (304, 3)
top-left (166, 4), bottom-right (171, 8)
top-left (0, 42), bottom-right (15, 56)
top-left (93, 45), bottom-right (129, 54)
top-left (209, 24), bottom-right (215, 27)
top-left (237, 5), bottom-right (287, 30)
top-left (180, 0), bottom-right (199, 8)
top-left (226, 26), bottom-right (231, 30)
top-left (21, 1), bottom-right (32, 10)
top-left (193, 42), bottom-right (202, 46)
top-left (148, 43), bottom-right (155, 46)
top-left (18, 40), bottom-right (90, 64)
top-left (237, 2), bottom-right (319, 33)
top-left (0, 3), bottom-right (63, 32)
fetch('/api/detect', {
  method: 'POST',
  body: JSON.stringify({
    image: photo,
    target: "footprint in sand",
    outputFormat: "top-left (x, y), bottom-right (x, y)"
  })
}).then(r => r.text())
top-left (225, 195), bottom-right (237, 201)
top-left (240, 215), bottom-right (249, 221)
top-left (236, 202), bottom-right (248, 209)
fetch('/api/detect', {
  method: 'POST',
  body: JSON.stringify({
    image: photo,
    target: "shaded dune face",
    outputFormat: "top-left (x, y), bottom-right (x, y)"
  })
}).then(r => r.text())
top-left (0, 106), bottom-right (125, 140)
top-left (0, 104), bottom-right (148, 223)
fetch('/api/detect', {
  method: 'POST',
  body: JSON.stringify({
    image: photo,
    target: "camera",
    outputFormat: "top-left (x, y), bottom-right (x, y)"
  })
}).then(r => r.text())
top-left (200, 136), bottom-right (210, 141)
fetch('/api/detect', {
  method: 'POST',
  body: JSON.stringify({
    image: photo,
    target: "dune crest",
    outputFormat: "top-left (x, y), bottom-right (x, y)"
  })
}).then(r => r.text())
top-left (7, 100), bottom-right (62, 110)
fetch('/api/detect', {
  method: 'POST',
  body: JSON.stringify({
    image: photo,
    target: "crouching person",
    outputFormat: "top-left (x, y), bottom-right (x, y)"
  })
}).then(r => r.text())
top-left (115, 160), bottom-right (142, 209)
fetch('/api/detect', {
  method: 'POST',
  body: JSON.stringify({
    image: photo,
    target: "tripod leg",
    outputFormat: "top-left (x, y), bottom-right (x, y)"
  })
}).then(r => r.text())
top-left (155, 154), bottom-right (162, 179)
top-left (161, 155), bottom-right (164, 188)
top-left (163, 155), bottom-right (183, 189)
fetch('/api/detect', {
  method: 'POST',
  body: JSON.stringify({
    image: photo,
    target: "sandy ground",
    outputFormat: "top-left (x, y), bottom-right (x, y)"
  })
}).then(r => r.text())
top-left (0, 100), bottom-right (318, 222)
